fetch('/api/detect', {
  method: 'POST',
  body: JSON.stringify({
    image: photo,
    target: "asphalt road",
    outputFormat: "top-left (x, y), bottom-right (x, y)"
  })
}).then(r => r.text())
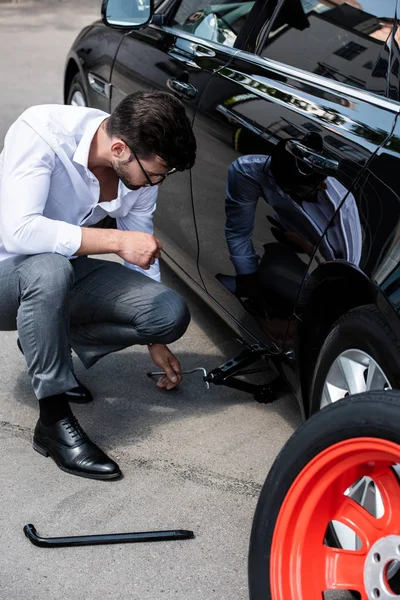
top-left (0, 2), bottom-right (301, 599)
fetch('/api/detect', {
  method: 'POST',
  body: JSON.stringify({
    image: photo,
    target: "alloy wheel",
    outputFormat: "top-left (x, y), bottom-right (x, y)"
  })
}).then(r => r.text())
top-left (69, 90), bottom-right (86, 107)
top-left (270, 437), bottom-right (400, 599)
top-left (320, 349), bottom-right (399, 583)
top-left (321, 349), bottom-right (391, 408)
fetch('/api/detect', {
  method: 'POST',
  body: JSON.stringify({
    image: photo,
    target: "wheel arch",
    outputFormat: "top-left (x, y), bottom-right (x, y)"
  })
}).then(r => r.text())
top-left (63, 55), bottom-right (85, 104)
top-left (295, 261), bottom-right (400, 417)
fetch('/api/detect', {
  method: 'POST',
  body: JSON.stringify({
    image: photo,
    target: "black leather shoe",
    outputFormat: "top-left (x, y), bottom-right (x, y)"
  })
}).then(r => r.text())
top-left (33, 417), bottom-right (122, 480)
top-left (17, 338), bottom-right (93, 404)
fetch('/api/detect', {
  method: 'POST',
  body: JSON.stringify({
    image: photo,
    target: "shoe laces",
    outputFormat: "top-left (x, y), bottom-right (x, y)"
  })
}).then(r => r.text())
top-left (64, 418), bottom-right (86, 440)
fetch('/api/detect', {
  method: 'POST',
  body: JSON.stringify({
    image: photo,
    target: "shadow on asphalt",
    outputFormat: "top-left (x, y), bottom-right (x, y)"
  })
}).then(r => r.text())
top-left (11, 259), bottom-right (302, 448)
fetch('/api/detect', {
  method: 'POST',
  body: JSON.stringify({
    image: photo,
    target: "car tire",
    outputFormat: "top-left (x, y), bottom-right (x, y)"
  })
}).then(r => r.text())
top-left (66, 73), bottom-right (88, 107)
top-left (248, 390), bottom-right (400, 600)
top-left (309, 304), bottom-right (400, 416)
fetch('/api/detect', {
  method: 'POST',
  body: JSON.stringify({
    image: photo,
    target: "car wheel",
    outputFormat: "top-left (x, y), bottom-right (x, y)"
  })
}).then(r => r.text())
top-left (308, 305), bottom-right (400, 572)
top-left (309, 304), bottom-right (400, 416)
top-left (248, 390), bottom-right (400, 600)
top-left (66, 73), bottom-right (88, 107)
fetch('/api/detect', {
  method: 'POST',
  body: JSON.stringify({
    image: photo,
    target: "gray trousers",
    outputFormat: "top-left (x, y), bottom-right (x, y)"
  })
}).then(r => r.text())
top-left (0, 253), bottom-right (190, 399)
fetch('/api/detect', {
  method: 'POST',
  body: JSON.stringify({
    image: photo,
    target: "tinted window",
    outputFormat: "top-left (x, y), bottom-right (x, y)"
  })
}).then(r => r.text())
top-left (260, 0), bottom-right (397, 95)
top-left (171, 0), bottom-right (256, 47)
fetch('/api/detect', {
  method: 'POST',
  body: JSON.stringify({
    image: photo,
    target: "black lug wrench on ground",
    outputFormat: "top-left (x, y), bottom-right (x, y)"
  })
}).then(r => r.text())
top-left (24, 523), bottom-right (194, 548)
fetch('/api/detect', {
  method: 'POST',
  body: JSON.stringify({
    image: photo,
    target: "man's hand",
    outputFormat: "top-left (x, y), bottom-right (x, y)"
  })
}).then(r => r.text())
top-left (118, 231), bottom-right (163, 269)
top-left (78, 228), bottom-right (162, 270)
top-left (148, 343), bottom-right (182, 390)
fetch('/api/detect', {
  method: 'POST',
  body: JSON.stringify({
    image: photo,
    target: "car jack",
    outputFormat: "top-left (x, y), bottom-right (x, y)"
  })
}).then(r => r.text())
top-left (148, 339), bottom-right (287, 404)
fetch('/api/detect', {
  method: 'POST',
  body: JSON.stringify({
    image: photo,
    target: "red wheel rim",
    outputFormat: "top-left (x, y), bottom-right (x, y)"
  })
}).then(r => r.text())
top-left (270, 437), bottom-right (400, 599)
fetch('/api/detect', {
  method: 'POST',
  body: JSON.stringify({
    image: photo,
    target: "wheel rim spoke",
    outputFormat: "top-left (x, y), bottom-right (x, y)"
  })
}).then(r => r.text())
top-left (322, 546), bottom-right (366, 591)
top-left (370, 468), bottom-right (400, 531)
top-left (366, 360), bottom-right (386, 391)
top-left (338, 355), bottom-right (367, 395)
top-left (323, 381), bottom-right (347, 406)
top-left (71, 91), bottom-right (85, 107)
top-left (333, 495), bottom-right (382, 548)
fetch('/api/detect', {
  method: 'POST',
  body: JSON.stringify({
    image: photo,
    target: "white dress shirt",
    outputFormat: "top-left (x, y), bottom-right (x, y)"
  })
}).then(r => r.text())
top-left (0, 104), bottom-right (160, 280)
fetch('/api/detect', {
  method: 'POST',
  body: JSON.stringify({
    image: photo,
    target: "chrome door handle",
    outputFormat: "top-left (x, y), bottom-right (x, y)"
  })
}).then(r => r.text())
top-left (167, 79), bottom-right (198, 98)
top-left (88, 73), bottom-right (111, 99)
top-left (191, 44), bottom-right (216, 58)
top-left (167, 51), bottom-right (201, 69)
top-left (286, 140), bottom-right (339, 175)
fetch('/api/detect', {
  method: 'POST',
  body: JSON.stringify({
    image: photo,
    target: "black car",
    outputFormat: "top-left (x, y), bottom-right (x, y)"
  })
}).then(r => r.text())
top-left (64, 0), bottom-right (400, 420)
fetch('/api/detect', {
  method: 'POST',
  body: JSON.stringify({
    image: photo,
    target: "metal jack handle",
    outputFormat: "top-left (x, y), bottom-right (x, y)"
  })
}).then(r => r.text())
top-left (147, 368), bottom-right (210, 389)
top-left (24, 523), bottom-right (194, 548)
top-left (147, 340), bottom-right (286, 403)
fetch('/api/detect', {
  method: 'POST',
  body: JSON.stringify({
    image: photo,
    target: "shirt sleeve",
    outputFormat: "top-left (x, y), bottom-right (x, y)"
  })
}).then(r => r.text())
top-left (0, 120), bottom-right (82, 256)
top-left (117, 185), bottom-right (160, 282)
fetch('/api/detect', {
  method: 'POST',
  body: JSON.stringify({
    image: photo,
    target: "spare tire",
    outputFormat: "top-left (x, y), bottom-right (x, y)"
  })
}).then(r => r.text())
top-left (249, 390), bottom-right (400, 600)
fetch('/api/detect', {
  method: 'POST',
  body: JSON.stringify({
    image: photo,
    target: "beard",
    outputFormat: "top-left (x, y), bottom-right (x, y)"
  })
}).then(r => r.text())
top-left (112, 157), bottom-right (142, 190)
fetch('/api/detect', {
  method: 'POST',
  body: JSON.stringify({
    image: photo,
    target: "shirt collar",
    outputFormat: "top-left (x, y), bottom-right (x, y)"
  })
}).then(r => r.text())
top-left (73, 116), bottom-right (108, 168)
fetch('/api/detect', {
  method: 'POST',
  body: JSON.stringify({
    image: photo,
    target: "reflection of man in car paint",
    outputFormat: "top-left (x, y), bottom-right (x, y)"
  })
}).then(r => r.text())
top-left (223, 135), bottom-right (362, 314)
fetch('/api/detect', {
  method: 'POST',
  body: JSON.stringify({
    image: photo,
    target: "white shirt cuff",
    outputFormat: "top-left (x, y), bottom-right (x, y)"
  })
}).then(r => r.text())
top-left (54, 222), bottom-right (82, 256)
top-left (124, 259), bottom-right (161, 282)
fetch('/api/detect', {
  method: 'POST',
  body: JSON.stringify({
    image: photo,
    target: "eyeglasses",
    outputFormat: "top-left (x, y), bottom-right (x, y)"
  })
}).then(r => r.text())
top-left (130, 148), bottom-right (177, 187)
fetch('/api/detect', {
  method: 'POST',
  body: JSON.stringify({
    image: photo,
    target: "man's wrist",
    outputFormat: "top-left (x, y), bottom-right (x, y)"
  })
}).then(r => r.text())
top-left (78, 227), bottom-right (124, 256)
top-left (111, 229), bottom-right (124, 254)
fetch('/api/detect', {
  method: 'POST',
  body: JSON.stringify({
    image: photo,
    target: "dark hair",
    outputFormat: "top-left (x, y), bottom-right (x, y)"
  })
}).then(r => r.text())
top-left (106, 90), bottom-right (196, 171)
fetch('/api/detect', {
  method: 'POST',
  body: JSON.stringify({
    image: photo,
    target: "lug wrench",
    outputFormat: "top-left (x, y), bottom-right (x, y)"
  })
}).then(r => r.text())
top-left (24, 523), bottom-right (194, 548)
top-left (147, 367), bottom-right (210, 389)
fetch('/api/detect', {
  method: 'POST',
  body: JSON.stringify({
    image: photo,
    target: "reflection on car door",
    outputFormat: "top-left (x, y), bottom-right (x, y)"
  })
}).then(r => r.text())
top-left (109, 0), bottom-right (257, 285)
top-left (191, 0), bottom-right (398, 350)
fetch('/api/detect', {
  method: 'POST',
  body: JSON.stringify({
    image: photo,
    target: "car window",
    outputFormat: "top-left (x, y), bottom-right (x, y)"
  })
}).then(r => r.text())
top-left (170, 0), bottom-right (256, 47)
top-left (259, 0), bottom-right (397, 96)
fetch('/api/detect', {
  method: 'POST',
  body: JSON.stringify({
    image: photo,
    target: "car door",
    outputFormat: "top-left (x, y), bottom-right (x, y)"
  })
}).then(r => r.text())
top-left (191, 0), bottom-right (399, 350)
top-left (109, 0), bottom-right (259, 285)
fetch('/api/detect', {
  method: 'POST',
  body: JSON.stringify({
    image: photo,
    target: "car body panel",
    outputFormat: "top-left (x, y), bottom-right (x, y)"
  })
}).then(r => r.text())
top-left (191, 46), bottom-right (398, 351)
top-left (64, 0), bottom-right (400, 414)
top-left (109, 24), bottom-right (239, 285)
top-left (64, 21), bottom-right (125, 112)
